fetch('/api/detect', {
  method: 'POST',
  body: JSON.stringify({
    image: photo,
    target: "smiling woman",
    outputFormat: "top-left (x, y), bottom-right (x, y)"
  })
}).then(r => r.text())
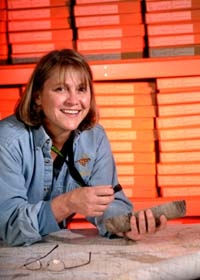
top-left (0, 49), bottom-right (166, 247)
top-left (17, 49), bottom-right (97, 132)
top-left (35, 69), bottom-right (91, 146)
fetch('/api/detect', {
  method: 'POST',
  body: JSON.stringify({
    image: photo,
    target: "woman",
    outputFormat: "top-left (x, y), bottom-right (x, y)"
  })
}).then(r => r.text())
top-left (0, 49), bottom-right (166, 246)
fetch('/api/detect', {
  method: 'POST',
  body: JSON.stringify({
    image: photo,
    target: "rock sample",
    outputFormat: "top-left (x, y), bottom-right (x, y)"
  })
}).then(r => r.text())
top-left (104, 200), bottom-right (186, 234)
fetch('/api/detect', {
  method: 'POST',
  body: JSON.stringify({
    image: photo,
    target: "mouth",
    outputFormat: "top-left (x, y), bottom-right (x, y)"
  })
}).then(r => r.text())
top-left (61, 109), bottom-right (80, 115)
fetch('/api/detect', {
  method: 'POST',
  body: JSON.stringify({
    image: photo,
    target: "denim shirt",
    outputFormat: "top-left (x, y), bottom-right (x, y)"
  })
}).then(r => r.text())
top-left (0, 115), bottom-right (132, 246)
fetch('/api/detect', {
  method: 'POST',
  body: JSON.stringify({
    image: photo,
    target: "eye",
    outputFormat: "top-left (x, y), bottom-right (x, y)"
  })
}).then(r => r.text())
top-left (78, 85), bottom-right (87, 93)
top-left (54, 86), bottom-right (65, 93)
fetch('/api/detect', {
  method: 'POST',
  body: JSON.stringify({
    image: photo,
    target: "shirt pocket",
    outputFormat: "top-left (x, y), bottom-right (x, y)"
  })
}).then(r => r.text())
top-left (74, 153), bottom-right (94, 185)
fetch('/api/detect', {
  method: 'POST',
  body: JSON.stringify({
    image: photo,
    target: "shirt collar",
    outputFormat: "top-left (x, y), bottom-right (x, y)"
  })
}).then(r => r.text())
top-left (32, 125), bottom-right (51, 148)
top-left (32, 126), bottom-right (81, 149)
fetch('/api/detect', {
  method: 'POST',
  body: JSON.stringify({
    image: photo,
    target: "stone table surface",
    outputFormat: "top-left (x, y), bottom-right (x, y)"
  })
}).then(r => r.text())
top-left (1, 223), bottom-right (200, 280)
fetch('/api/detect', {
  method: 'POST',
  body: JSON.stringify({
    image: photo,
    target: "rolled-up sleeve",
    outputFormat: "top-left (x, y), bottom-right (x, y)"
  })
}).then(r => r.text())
top-left (0, 143), bottom-right (59, 246)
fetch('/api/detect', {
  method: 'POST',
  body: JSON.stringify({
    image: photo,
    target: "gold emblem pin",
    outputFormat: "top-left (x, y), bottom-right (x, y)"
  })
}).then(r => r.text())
top-left (76, 156), bottom-right (91, 167)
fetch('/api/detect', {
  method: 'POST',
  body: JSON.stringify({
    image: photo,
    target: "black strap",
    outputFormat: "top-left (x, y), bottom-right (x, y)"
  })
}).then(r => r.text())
top-left (65, 133), bottom-right (89, 187)
top-left (52, 132), bottom-right (88, 186)
top-left (62, 133), bottom-right (82, 227)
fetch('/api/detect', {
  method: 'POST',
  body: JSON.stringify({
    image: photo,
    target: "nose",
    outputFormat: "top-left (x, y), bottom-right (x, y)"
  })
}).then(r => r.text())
top-left (65, 90), bottom-right (78, 105)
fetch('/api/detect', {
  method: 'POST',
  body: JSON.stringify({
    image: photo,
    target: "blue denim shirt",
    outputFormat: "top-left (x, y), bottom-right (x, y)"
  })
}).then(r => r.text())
top-left (0, 115), bottom-right (132, 246)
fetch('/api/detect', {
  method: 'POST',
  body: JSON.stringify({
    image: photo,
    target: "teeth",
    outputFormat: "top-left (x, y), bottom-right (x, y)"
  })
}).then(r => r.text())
top-left (62, 109), bottom-right (79, 114)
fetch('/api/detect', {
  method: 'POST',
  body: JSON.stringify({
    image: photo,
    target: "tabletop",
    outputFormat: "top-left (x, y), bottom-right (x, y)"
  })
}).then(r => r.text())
top-left (1, 223), bottom-right (200, 280)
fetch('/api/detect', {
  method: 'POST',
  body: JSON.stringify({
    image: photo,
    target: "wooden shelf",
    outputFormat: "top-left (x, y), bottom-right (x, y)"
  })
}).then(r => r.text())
top-left (91, 56), bottom-right (200, 80)
top-left (1, 56), bottom-right (200, 85)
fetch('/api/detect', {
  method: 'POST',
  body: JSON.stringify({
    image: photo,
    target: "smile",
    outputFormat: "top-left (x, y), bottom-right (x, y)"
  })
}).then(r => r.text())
top-left (61, 109), bottom-right (80, 114)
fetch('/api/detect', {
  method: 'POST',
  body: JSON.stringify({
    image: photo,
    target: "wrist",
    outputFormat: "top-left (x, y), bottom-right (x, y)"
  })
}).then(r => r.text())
top-left (51, 192), bottom-right (74, 223)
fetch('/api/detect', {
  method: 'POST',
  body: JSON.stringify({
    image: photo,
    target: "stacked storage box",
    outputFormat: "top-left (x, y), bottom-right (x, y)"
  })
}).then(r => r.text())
top-left (0, 86), bottom-right (21, 119)
top-left (156, 76), bottom-right (200, 197)
top-left (74, 0), bottom-right (145, 62)
top-left (0, 0), bottom-right (8, 64)
top-left (145, 0), bottom-right (200, 58)
top-left (7, 0), bottom-right (74, 63)
top-left (94, 80), bottom-right (157, 198)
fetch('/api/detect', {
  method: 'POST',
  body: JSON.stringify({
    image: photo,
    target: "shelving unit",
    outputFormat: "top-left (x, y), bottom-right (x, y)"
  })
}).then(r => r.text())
top-left (1, 56), bottom-right (200, 85)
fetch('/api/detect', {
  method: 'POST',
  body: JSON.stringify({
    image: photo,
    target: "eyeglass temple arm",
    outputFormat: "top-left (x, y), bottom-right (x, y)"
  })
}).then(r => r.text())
top-left (23, 244), bottom-right (59, 267)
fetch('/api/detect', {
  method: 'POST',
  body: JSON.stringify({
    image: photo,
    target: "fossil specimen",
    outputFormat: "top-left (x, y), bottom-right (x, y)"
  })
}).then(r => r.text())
top-left (104, 200), bottom-right (186, 234)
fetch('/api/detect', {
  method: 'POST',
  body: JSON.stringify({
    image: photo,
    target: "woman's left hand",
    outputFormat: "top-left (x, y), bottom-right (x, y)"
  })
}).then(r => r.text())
top-left (117, 209), bottom-right (167, 240)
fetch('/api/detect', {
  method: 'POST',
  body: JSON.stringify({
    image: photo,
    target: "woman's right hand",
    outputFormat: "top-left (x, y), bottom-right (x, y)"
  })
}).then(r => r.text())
top-left (51, 185), bottom-right (114, 223)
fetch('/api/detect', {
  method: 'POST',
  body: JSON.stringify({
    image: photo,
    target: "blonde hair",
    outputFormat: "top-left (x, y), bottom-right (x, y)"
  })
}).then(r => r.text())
top-left (16, 49), bottom-right (99, 130)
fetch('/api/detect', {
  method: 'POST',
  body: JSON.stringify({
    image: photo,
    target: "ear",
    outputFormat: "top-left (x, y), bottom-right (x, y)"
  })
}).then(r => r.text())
top-left (35, 93), bottom-right (41, 106)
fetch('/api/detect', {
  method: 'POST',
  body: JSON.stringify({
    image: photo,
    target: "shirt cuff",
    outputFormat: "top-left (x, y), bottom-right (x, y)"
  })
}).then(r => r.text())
top-left (38, 201), bottom-right (60, 236)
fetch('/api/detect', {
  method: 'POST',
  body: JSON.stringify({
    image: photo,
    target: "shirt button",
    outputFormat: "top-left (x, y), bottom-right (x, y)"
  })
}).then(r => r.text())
top-left (45, 158), bottom-right (51, 163)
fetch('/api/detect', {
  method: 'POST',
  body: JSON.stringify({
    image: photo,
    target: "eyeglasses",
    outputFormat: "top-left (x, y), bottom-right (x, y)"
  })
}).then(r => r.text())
top-left (23, 244), bottom-right (91, 272)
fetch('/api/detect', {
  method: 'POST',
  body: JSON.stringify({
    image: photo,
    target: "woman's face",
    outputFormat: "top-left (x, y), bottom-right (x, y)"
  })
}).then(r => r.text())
top-left (36, 67), bottom-right (91, 139)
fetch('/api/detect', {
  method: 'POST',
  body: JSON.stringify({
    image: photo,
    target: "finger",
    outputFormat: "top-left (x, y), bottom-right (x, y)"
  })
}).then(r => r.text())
top-left (124, 215), bottom-right (141, 240)
top-left (81, 187), bottom-right (112, 203)
top-left (94, 186), bottom-right (114, 196)
top-left (138, 211), bottom-right (147, 235)
top-left (91, 211), bottom-right (105, 217)
top-left (94, 203), bottom-right (111, 212)
top-left (130, 215), bottom-right (139, 235)
top-left (86, 205), bottom-right (107, 217)
top-left (145, 209), bottom-right (156, 234)
top-left (157, 215), bottom-right (167, 231)
top-left (96, 195), bottom-right (114, 205)
top-left (88, 202), bottom-right (113, 216)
